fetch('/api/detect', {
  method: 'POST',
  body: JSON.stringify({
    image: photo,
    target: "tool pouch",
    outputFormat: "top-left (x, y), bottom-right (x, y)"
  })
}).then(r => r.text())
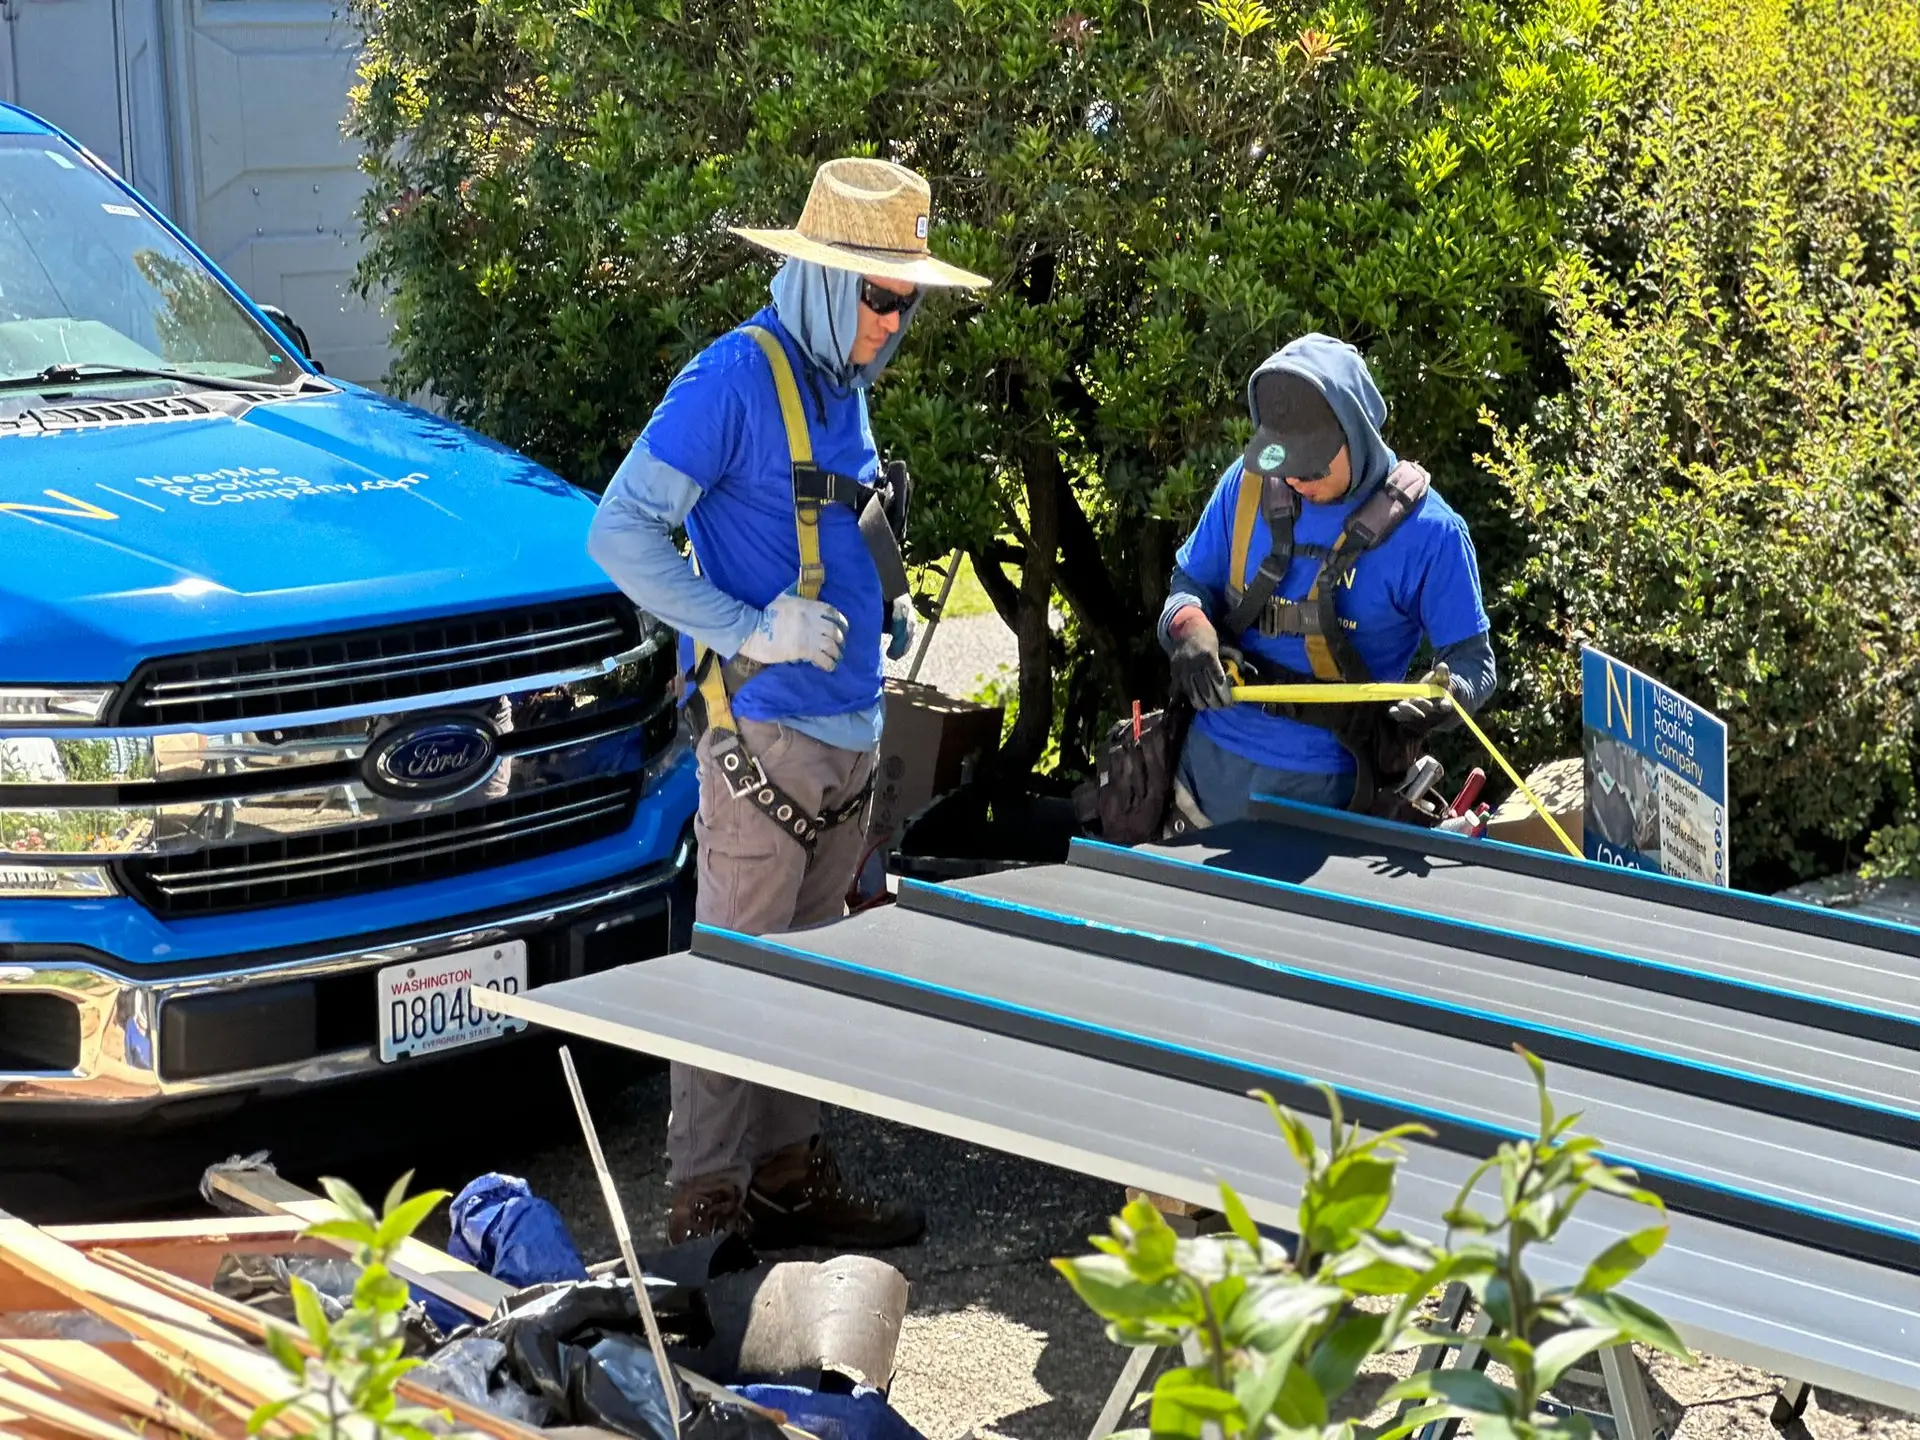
top-left (1353, 714), bottom-right (1446, 828)
top-left (1074, 701), bottom-right (1193, 847)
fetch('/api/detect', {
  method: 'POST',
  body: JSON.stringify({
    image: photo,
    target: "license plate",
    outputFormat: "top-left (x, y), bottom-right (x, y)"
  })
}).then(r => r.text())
top-left (377, 941), bottom-right (528, 1063)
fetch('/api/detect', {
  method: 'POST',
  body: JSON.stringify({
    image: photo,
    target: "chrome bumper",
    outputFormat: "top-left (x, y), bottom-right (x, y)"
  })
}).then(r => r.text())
top-left (0, 838), bottom-right (691, 1114)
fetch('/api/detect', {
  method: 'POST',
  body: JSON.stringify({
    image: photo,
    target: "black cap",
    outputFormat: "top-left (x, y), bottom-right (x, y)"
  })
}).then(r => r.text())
top-left (1242, 370), bottom-right (1347, 480)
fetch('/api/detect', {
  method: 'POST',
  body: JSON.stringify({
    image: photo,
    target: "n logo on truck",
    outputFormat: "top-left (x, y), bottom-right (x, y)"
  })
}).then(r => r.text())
top-left (363, 718), bottom-right (498, 799)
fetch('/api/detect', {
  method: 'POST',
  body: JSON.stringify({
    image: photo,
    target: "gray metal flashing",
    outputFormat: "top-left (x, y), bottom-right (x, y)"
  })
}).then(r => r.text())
top-left (478, 953), bottom-right (1920, 1413)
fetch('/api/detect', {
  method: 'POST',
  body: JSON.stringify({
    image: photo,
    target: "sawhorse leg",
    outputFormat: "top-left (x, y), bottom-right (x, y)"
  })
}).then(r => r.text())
top-left (1087, 1195), bottom-right (1225, 1440)
top-left (1400, 1294), bottom-right (1668, 1440)
top-left (1599, 1343), bottom-right (1668, 1440)
top-left (1771, 1379), bottom-right (1812, 1428)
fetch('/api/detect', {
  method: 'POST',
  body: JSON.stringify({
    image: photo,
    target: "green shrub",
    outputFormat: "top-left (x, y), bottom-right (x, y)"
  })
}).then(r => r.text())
top-left (1484, 0), bottom-right (1920, 887)
top-left (1057, 1049), bottom-right (1689, 1439)
top-left (348, 0), bottom-right (1606, 771)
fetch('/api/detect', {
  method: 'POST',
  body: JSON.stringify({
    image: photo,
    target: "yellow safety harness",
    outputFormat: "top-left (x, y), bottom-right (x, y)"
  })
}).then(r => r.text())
top-left (687, 326), bottom-right (876, 852)
top-left (1229, 680), bottom-right (1582, 856)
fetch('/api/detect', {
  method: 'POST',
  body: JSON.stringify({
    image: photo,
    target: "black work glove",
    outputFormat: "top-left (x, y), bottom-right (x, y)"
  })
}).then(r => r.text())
top-left (1169, 613), bottom-right (1234, 711)
top-left (1388, 663), bottom-right (1465, 734)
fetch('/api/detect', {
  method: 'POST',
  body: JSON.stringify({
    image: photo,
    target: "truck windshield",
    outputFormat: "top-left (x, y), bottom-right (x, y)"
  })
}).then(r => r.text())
top-left (0, 135), bottom-right (295, 388)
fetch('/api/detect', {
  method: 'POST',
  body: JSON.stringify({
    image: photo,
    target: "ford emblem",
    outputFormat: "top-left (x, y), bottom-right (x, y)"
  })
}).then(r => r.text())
top-left (364, 718), bottom-right (498, 799)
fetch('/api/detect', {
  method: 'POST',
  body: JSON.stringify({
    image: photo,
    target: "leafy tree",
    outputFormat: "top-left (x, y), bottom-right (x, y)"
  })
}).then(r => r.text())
top-left (1483, 0), bottom-right (1920, 887)
top-left (348, 0), bottom-right (1606, 771)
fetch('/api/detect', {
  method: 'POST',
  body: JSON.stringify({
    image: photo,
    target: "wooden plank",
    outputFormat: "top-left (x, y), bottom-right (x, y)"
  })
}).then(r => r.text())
top-left (47, 1221), bottom-right (315, 1291)
top-left (0, 1370), bottom-right (162, 1440)
top-left (44, 1221), bottom-right (306, 1247)
top-left (205, 1172), bottom-right (510, 1321)
top-left (132, 1346), bottom-right (260, 1435)
top-left (0, 1216), bottom-right (352, 1439)
top-left (0, 1342), bottom-right (222, 1440)
top-left (90, 1252), bottom-right (543, 1440)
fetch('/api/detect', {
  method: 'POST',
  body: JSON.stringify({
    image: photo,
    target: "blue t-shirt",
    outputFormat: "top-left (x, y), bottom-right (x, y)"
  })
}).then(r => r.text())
top-left (1176, 460), bottom-right (1490, 774)
top-left (641, 308), bottom-right (885, 725)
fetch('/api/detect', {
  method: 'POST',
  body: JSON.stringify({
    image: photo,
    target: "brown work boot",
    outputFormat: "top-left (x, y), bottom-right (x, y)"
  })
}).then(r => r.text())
top-left (666, 1176), bottom-right (749, 1245)
top-left (745, 1137), bottom-right (925, 1251)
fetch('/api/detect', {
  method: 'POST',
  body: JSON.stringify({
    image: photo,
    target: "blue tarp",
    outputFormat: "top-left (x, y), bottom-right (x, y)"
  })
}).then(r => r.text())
top-left (734, 1386), bottom-right (927, 1440)
top-left (420, 1172), bottom-right (588, 1333)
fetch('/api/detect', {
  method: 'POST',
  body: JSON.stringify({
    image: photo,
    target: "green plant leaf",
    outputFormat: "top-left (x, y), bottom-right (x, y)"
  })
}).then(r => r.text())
top-left (321, 1176), bottom-right (380, 1231)
top-left (1220, 1183), bottom-right (1262, 1252)
top-left (1304, 1157), bottom-right (1395, 1252)
top-left (1053, 1255), bottom-right (1200, 1328)
top-left (1223, 1278), bottom-right (1344, 1350)
top-left (263, 1326), bottom-right (308, 1381)
top-left (1255, 1089), bottom-right (1319, 1172)
top-left (1532, 1326), bottom-right (1622, 1392)
top-left (374, 1190), bottom-right (451, 1250)
top-left (1305, 1309), bottom-right (1388, 1407)
top-left (1569, 1291), bottom-right (1692, 1361)
top-left (383, 1169), bottom-right (416, 1221)
top-left (1578, 1226), bottom-right (1667, 1293)
top-left (302, 1219), bottom-right (378, 1247)
top-left (1383, 1366), bottom-right (1516, 1417)
top-left (1273, 1359), bottom-right (1328, 1428)
top-left (247, 1397), bottom-right (299, 1435)
top-left (290, 1276), bottom-right (332, 1349)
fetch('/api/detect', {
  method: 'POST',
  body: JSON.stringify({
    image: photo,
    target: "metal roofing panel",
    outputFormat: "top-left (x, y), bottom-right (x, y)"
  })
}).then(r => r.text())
top-left (481, 952), bottom-right (1920, 1412)
top-left (1122, 824), bottom-right (1920, 1047)
top-left (922, 865), bottom-right (1920, 1135)
top-left (688, 915), bottom-right (1920, 1271)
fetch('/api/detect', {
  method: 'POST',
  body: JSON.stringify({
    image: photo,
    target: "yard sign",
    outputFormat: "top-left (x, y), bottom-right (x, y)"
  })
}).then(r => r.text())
top-left (1580, 646), bottom-right (1729, 886)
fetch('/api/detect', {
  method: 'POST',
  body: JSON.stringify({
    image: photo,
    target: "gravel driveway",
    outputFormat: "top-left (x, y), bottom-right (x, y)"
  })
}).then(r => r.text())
top-left (885, 612), bottom-right (1017, 702)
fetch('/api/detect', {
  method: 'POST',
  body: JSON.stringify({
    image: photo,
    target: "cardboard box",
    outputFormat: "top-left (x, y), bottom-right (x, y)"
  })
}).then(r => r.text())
top-left (1484, 756), bottom-right (1585, 854)
top-left (868, 678), bottom-right (1005, 848)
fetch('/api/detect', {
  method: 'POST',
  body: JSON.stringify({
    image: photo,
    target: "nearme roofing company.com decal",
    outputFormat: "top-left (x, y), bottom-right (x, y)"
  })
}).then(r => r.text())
top-left (0, 467), bottom-right (432, 522)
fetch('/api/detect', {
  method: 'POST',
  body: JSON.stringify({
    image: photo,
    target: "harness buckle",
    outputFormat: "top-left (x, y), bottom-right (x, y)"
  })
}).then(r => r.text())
top-left (713, 737), bottom-right (771, 800)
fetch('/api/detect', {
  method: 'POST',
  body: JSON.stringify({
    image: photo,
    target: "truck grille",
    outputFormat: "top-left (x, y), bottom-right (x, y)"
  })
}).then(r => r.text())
top-left (119, 775), bottom-right (641, 917)
top-left (116, 597), bottom-right (639, 726)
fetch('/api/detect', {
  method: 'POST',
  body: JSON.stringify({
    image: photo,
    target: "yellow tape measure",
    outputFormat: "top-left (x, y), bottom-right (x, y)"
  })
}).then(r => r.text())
top-left (1228, 681), bottom-right (1582, 858)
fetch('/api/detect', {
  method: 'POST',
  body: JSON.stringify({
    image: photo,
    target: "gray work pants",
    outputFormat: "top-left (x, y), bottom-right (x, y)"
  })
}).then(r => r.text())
top-left (668, 717), bottom-right (876, 1191)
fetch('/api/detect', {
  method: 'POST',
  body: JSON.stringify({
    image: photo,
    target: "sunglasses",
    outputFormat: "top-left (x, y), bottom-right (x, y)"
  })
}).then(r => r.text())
top-left (860, 280), bottom-right (921, 317)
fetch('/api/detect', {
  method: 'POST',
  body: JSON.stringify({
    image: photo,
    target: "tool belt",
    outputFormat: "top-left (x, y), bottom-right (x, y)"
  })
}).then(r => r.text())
top-left (687, 651), bottom-right (874, 852)
top-left (1223, 649), bottom-right (1443, 827)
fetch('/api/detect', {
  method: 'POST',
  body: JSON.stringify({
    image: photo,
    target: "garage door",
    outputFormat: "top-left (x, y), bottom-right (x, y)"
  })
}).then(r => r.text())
top-left (0, 0), bottom-right (172, 210)
top-left (163, 0), bottom-right (390, 389)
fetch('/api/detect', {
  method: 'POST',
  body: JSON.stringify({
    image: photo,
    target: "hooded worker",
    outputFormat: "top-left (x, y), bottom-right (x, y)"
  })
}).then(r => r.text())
top-left (1158, 333), bottom-right (1498, 825)
top-left (587, 158), bottom-right (989, 1248)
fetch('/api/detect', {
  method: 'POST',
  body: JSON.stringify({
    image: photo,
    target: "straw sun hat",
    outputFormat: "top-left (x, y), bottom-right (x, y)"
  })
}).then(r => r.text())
top-left (731, 157), bottom-right (991, 290)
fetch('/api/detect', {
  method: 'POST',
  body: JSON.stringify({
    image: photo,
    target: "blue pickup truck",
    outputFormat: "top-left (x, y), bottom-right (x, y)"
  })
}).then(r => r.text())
top-left (0, 103), bottom-right (697, 1116)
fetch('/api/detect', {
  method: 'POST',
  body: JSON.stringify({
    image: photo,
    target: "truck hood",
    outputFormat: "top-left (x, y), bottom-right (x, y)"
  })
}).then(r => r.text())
top-left (1, 387), bottom-right (619, 686)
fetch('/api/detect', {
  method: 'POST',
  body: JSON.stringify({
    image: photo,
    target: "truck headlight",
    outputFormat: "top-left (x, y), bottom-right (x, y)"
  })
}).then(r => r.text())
top-left (0, 865), bottom-right (118, 899)
top-left (0, 689), bottom-right (116, 726)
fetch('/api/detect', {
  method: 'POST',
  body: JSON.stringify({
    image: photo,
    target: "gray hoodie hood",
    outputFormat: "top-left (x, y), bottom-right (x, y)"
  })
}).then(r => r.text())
top-left (1247, 333), bottom-right (1398, 502)
top-left (770, 258), bottom-right (920, 391)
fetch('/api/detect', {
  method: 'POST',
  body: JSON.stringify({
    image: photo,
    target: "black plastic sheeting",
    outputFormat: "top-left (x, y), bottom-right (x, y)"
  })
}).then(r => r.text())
top-left (489, 806), bottom-right (1920, 1412)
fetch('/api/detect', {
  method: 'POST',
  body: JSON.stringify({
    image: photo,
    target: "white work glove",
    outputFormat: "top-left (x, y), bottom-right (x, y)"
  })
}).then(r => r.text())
top-left (886, 595), bottom-right (915, 661)
top-left (737, 591), bottom-right (848, 671)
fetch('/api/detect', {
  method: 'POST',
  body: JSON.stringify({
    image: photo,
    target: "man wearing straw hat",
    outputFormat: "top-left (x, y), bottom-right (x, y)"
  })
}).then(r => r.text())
top-left (589, 157), bottom-right (989, 1247)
